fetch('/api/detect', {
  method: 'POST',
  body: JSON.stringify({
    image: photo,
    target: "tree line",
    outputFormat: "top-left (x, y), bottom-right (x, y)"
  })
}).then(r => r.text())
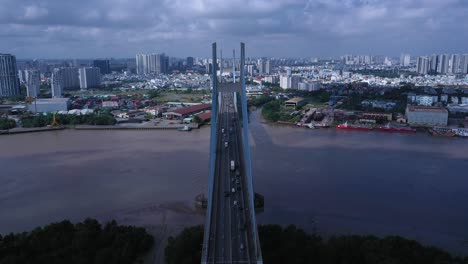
top-left (0, 218), bottom-right (154, 264)
top-left (0, 118), bottom-right (16, 130)
top-left (165, 225), bottom-right (468, 264)
top-left (21, 113), bottom-right (116, 127)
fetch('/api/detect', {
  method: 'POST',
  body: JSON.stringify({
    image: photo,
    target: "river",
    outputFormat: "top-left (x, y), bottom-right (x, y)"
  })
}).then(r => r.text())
top-left (1, 110), bottom-right (467, 256)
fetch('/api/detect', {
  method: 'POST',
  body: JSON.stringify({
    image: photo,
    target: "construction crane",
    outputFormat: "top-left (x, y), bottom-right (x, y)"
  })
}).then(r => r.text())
top-left (50, 113), bottom-right (60, 127)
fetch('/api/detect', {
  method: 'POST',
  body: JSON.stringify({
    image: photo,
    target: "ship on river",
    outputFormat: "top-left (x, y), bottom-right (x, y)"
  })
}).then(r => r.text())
top-left (376, 123), bottom-right (416, 133)
top-left (336, 122), bottom-right (373, 131)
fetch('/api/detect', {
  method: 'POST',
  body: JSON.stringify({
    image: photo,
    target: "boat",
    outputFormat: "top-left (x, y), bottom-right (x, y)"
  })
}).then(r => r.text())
top-left (336, 122), bottom-right (373, 131)
top-left (454, 128), bottom-right (468, 137)
top-left (178, 125), bottom-right (192, 131)
top-left (376, 123), bottom-right (416, 133)
top-left (429, 127), bottom-right (455, 137)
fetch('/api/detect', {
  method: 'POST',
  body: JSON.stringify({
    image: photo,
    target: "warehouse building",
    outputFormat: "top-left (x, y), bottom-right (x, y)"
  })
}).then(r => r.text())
top-left (163, 104), bottom-right (211, 120)
top-left (28, 98), bottom-right (71, 113)
top-left (405, 105), bottom-right (448, 126)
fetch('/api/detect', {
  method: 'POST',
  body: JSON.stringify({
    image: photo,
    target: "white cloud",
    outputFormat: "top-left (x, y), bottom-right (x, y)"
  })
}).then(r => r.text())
top-left (0, 0), bottom-right (467, 57)
top-left (22, 5), bottom-right (48, 20)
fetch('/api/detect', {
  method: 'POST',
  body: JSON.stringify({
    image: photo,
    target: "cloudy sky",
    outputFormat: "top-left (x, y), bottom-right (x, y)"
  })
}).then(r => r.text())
top-left (1, 0), bottom-right (467, 59)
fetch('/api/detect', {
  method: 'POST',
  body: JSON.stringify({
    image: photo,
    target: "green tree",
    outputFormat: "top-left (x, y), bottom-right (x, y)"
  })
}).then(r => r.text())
top-left (0, 118), bottom-right (16, 130)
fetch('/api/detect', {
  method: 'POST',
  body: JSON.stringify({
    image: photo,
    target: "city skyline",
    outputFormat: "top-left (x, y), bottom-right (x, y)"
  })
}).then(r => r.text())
top-left (1, 0), bottom-right (468, 58)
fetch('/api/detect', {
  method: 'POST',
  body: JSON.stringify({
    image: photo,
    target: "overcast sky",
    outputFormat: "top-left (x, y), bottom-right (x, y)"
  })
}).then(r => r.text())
top-left (1, 0), bottom-right (467, 59)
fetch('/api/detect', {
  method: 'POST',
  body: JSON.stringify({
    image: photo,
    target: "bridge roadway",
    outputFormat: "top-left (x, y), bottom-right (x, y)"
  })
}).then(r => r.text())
top-left (206, 92), bottom-right (257, 264)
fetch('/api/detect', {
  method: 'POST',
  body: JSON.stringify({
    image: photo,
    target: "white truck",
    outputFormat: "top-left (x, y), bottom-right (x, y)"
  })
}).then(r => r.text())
top-left (230, 160), bottom-right (235, 171)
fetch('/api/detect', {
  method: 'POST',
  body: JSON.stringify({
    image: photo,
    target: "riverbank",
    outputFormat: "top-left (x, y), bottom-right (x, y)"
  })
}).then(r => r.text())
top-left (0, 126), bottom-right (65, 135)
top-left (0, 122), bottom-right (201, 135)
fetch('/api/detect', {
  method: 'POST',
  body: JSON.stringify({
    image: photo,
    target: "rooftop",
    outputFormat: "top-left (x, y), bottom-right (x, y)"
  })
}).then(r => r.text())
top-left (173, 103), bottom-right (211, 115)
top-left (285, 97), bottom-right (305, 104)
top-left (407, 105), bottom-right (448, 113)
top-left (35, 98), bottom-right (70, 104)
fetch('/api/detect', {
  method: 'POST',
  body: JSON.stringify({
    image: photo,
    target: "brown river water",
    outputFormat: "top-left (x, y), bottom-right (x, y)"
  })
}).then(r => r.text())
top-left (1, 110), bottom-right (468, 255)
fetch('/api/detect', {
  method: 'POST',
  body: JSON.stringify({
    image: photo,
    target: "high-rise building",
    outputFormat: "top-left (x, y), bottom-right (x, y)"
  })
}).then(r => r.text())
top-left (136, 53), bottom-right (168, 74)
top-left (51, 68), bottom-right (63, 98)
top-left (257, 58), bottom-right (267, 75)
top-left (460, 54), bottom-right (468, 74)
top-left (155, 53), bottom-right (168, 74)
top-left (400, 54), bottom-right (410, 66)
top-left (280, 75), bottom-right (291, 89)
top-left (438, 54), bottom-right (449, 74)
top-left (0, 54), bottom-right (20, 97)
top-left (265, 59), bottom-right (271, 75)
top-left (24, 70), bottom-right (40, 97)
top-left (186, 57), bottom-right (194, 69)
top-left (57, 67), bottom-right (79, 89)
top-left (79, 67), bottom-right (101, 90)
top-left (136, 54), bottom-right (145, 75)
top-left (416, 57), bottom-right (430, 75)
top-left (93, 59), bottom-right (110, 75)
top-left (429, 54), bottom-right (439, 73)
top-left (449, 54), bottom-right (461, 74)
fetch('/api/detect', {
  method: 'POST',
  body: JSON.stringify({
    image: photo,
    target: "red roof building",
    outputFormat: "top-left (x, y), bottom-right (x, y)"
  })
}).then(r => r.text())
top-left (163, 104), bottom-right (211, 119)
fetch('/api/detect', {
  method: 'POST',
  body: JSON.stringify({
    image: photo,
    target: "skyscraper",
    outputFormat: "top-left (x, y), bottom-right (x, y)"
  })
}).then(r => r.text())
top-left (136, 53), bottom-right (168, 74)
top-left (429, 54), bottom-right (438, 73)
top-left (24, 70), bottom-right (40, 97)
top-left (93, 59), bottom-right (110, 75)
top-left (438, 54), bottom-right (449, 74)
top-left (416, 57), bottom-right (429, 74)
top-left (257, 58), bottom-right (266, 75)
top-left (265, 59), bottom-right (271, 75)
top-left (51, 68), bottom-right (63, 98)
top-left (400, 54), bottom-right (410, 66)
top-left (79, 67), bottom-right (101, 90)
top-left (156, 53), bottom-right (168, 74)
top-left (449, 54), bottom-right (461, 74)
top-left (460, 54), bottom-right (468, 74)
top-left (136, 54), bottom-right (147, 75)
top-left (186, 57), bottom-right (194, 69)
top-left (0, 54), bottom-right (20, 97)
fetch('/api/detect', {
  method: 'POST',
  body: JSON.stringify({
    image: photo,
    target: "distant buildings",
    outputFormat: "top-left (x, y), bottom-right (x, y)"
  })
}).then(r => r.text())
top-left (416, 57), bottom-right (430, 74)
top-left (51, 68), bottom-right (64, 98)
top-left (256, 58), bottom-right (270, 75)
top-left (407, 94), bottom-right (438, 106)
top-left (79, 67), bottom-right (101, 90)
top-left (186, 57), bottom-right (194, 69)
top-left (0, 54), bottom-right (20, 97)
top-left (279, 75), bottom-right (301, 89)
top-left (406, 105), bottom-right (448, 126)
top-left (280, 75), bottom-right (291, 89)
top-left (400, 54), bottom-right (410, 66)
top-left (298, 81), bottom-right (321, 91)
top-left (262, 75), bottom-right (279, 84)
top-left (343, 55), bottom-right (373, 65)
top-left (24, 70), bottom-right (41, 97)
top-left (93, 59), bottom-right (110, 75)
top-left (136, 53), bottom-right (169, 75)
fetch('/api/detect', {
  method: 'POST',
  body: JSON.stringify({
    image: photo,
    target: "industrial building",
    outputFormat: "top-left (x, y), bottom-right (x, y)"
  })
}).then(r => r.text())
top-left (284, 97), bottom-right (306, 108)
top-left (405, 105), bottom-right (448, 126)
top-left (28, 98), bottom-right (71, 113)
top-left (163, 104), bottom-right (211, 120)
